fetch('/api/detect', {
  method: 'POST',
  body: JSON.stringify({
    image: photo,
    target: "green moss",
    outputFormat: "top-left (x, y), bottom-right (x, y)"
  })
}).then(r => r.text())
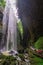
top-left (34, 37), bottom-right (43, 49)
top-left (17, 20), bottom-right (23, 39)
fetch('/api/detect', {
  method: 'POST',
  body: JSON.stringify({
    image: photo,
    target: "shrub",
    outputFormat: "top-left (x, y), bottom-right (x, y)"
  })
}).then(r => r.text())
top-left (34, 37), bottom-right (43, 50)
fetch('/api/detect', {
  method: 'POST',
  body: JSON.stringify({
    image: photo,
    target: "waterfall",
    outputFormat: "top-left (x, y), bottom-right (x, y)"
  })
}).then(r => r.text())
top-left (2, 0), bottom-right (18, 52)
top-left (7, 7), bottom-right (17, 51)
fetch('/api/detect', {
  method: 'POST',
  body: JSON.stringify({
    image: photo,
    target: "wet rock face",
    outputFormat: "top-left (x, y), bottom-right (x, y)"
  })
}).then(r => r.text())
top-left (17, 0), bottom-right (43, 47)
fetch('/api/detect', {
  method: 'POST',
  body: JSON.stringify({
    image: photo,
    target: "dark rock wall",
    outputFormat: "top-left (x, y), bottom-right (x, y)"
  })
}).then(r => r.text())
top-left (17, 0), bottom-right (43, 48)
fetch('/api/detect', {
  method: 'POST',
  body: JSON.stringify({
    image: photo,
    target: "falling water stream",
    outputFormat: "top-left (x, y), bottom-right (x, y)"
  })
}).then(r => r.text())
top-left (2, 0), bottom-right (18, 52)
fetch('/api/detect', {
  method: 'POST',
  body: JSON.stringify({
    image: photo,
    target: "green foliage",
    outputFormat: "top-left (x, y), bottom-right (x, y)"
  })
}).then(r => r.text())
top-left (0, 55), bottom-right (17, 65)
top-left (0, 59), bottom-right (10, 65)
top-left (0, 52), bottom-right (43, 65)
top-left (0, 0), bottom-right (5, 8)
top-left (29, 49), bottom-right (43, 65)
top-left (0, 53), bottom-right (25, 65)
top-left (0, 54), bottom-right (6, 59)
top-left (30, 55), bottom-right (43, 65)
top-left (34, 37), bottom-right (43, 50)
top-left (10, 62), bottom-right (16, 65)
top-left (18, 54), bottom-right (25, 60)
